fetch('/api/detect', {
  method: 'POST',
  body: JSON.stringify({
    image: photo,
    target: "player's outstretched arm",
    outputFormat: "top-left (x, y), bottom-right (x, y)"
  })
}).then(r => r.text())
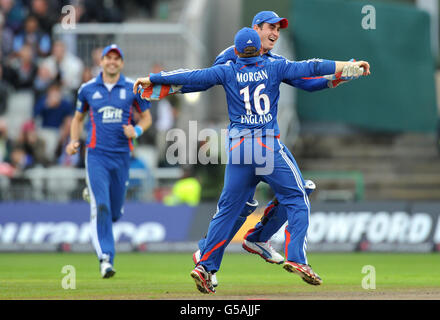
top-left (282, 59), bottom-right (370, 82)
top-left (297, 59), bottom-right (369, 90)
top-left (134, 67), bottom-right (224, 95)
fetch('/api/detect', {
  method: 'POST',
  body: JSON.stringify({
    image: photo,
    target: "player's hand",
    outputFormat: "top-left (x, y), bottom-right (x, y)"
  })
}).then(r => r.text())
top-left (66, 140), bottom-right (80, 155)
top-left (352, 60), bottom-right (370, 76)
top-left (122, 124), bottom-right (136, 139)
top-left (140, 83), bottom-right (182, 101)
top-left (341, 64), bottom-right (363, 79)
top-left (325, 59), bottom-right (370, 88)
top-left (133, 77), bottom-right (151, 94)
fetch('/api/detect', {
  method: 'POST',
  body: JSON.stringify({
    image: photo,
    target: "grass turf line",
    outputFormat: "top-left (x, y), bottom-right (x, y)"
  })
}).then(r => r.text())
top-left (0, 252), bottom-right (439, 299)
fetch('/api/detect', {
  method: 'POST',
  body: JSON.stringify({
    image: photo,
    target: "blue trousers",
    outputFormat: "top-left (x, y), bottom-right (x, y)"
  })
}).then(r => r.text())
top-left (245, 179), bottom-right (315, 243)
top-left (86, 148), bottom-right (130, 265)
top-left (198, 136), bottom-right (310, 272)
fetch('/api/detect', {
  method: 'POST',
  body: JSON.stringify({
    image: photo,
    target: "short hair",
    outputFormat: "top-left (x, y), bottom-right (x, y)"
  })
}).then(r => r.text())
top-left (237, 46), bottom-right (260, 58)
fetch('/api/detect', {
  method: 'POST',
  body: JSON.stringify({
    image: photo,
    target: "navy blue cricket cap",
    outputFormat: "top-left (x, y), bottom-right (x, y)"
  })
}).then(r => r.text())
top-left (252, 11), bottom-right (289, 29)
top-left (234, 27), bottom-right (261, 54)
top-left (101, 44), bottom-right (124, 60)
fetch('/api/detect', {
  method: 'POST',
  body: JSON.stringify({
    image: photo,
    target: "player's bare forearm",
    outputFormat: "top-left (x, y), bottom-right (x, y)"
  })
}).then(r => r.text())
top-left (123, 109), bottom-right (152, 139)
top-left (66, 112), bottom-right (85, 155)
top-left (138, 109), bottom-right (152, 132)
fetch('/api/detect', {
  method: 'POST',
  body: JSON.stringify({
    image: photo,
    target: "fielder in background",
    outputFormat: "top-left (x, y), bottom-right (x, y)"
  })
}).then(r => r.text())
top-left (141, 10), bottom-right (365, 288)
top-left (66, 44), bottom-right (152, 278)
top-left (134, 28), bottom-right (370, 293)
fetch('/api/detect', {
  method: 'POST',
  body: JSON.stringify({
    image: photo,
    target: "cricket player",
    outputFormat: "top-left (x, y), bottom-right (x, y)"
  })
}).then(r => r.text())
top-left (134, 28), bottom-right (370, 293)
top-left (141, 11), bottom-right (363, 288)
top-left (66, 44), bottom-right (152, 278)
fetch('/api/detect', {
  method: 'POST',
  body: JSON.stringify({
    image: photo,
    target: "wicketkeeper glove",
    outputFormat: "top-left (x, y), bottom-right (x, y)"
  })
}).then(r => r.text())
top-left (140, 83), bottom-right (182, 101)
top-left (324, 59), bottom-right (364, 88)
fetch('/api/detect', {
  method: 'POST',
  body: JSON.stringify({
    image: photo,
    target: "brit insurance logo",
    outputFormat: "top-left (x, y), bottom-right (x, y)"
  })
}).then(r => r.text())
top-left (98, 106), bottom-right (123, 123)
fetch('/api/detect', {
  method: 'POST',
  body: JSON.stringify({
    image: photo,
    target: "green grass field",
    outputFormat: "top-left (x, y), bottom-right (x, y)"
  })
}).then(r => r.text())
top-left (0, 252), bottom-right (439, 300)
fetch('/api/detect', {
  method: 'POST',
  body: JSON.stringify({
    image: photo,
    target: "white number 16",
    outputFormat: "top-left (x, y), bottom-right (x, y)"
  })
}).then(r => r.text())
top-left (240, 84), bottom-right (270, 115)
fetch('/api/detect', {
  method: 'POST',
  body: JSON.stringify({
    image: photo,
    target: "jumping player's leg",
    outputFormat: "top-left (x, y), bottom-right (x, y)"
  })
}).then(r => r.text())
top-left (244, 180), bottom-right (315, 244)
top-left (262, 140), bottom-right (322, 285)
top-left (191, 142), bottom-right (260, 294)
top-left (194, 195), bottom-right (258, 287)
top-left (197, 193), bottom-right (258, 253)
top-left (197, 163), bottom-right (257, 273)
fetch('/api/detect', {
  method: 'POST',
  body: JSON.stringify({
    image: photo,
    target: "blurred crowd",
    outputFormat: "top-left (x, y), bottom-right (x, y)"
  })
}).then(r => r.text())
top-left (0, 0), bottom-right (177, 182)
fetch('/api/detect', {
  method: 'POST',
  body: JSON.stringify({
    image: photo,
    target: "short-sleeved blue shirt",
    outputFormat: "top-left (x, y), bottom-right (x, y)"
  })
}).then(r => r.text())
top-left (76, 73), bottom-right (151, 153)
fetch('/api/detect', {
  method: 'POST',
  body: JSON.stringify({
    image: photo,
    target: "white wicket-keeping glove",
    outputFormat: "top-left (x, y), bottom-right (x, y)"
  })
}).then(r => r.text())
top-left (324, 59), bottom-right (364, 88)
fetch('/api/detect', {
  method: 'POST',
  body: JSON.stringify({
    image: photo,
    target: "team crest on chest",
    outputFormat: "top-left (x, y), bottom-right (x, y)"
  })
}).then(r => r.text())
top-left (120, 88), bottom-right (126, 100)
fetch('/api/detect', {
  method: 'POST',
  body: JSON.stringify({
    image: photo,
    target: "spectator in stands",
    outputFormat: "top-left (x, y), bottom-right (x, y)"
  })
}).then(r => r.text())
top-left (76, 0), bottom-right (123, 23)
top-left (12, 14), bottom-right (51, 58)
top-left (0, 118), bottom-right (12, 163)
top-left (5, 43), bottom-right (37, 89)
top-left (33, 81), bottom-right (75, 162)
top-left (9, 145), bottom-right (29, 173)
top-left (0, 11), bottom-right (15, 59)
top-left (16, 119), bottom-right (49, 167)
top-left (41, 40), bottom-right (84, 97)
top-left (134, 0), bottom-right (157, 18)
top-left (0, 0), bottom-right (25, 33)
top-left (0, 65), bottom-right (12, 115)
top-left (32, 61), bottom-right (56, 101)
top-left (29, 0), bottom-right (58, 35)
top-left (90, 47), bottom-right (103, 77)
top-left (81, 66), bottom-right (93, 83)
top-left (33, 81), bottom-right (74, 130)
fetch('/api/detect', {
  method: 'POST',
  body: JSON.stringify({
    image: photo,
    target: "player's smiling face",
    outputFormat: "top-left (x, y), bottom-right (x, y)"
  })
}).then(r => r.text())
top-left (254, 22), bottom-right (281, 53)
top-left (101, 51), bottom-right (124, 77)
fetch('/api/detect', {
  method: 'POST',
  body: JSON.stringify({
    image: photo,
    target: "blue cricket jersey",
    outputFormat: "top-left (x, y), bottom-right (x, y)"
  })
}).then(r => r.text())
top-left (181, 46), bottom-right (329, 94)
top-left (150, 56), bottom-right (335, 138)
top-left (76, 72), bottom-right (151, 153)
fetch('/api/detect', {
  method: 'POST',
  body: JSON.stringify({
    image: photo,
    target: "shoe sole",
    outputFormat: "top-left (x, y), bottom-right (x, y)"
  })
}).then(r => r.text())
top-left (283, 263), bottom-right (322, 285)
top-left (190, 270), bottom-right (215, 294)
top-left (102, 268), bottom-right (116, 279)
top-left (242, 243), bottom-right (284, 265)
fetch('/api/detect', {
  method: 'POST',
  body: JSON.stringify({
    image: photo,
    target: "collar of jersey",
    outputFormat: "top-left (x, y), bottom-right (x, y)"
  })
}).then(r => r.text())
top-left (96, 72), bottom-right (126, 87)
top-left (265, 50), bottom-right (274, 57)
top-left (236, 56), bottom-right (264, 65)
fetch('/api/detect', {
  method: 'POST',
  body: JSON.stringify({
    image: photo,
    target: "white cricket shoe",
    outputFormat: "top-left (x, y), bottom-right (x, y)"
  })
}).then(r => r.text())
top-left (242, 239), bottom-right (284, 264)
top-left (100, 260), bottom-right (116, 279)
top-left (192, 249), bottom-right (218, 287)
